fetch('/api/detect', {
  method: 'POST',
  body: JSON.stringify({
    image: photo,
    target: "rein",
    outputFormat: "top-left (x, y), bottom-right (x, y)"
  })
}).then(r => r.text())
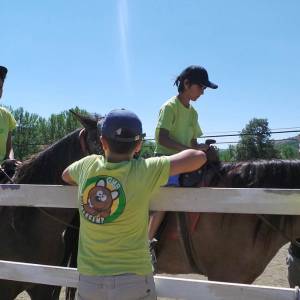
top-left (37, 207), bottom-right (79, 230)
top-left (37, 129), bottom-right (92, 231)
top-left (256, 214), bottom-right (300, 248)
top-left (0, 166), bottom-right (14, 183)
top-left (79, 128), bottom-right (91, 156)
top-left (176, 160), bottom-right (300, 274)
top-left (3, 129), bottom-right (93, 231)
top-left (213, 164), bottom-right (300, 250)
top-left (176, 212), bottom-right (204, 274)
top-left (209, 164), bottom-right (300, 248)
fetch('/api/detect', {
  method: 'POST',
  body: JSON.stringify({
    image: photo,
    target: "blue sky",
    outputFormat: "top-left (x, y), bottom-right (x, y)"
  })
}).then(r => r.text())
top-left (1, 0), bottom-right (300, 147)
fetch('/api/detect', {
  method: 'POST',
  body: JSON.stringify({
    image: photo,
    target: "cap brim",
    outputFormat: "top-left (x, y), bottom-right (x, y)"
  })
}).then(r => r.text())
top-left (204, 81), bottom-right (218, 89)
top-left (110, 133), bottom-right (146, 142)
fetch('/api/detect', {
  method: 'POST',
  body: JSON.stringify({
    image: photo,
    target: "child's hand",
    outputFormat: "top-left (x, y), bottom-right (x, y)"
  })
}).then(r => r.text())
top-left (194, 143), bottom-right (209, 152)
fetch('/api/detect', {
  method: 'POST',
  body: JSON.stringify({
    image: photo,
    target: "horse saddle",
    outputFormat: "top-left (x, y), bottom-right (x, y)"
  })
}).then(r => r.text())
top-left (179, 145), bottom-right (220, 187)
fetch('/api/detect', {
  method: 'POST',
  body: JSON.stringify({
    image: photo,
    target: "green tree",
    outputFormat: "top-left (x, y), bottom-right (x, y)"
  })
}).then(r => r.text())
top-left (140, 140), bottom-right (155, 158)
top-left (219, 145), bottom-right (237, 162)
top-left (277, 143), bottom-right (299, 159)
top-left (10, 106), bottom-right (89, 160)
top-left (236, 118), bottom-right (279, 160)
top-left (46, 107), bottom-right (88, 142)
top-left (11, 107), bottom-right (46, 160)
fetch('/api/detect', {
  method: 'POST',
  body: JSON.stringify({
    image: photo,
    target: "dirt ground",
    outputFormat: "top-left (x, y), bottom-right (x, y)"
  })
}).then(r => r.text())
top-left (16, 244), bottom-right (289, 299)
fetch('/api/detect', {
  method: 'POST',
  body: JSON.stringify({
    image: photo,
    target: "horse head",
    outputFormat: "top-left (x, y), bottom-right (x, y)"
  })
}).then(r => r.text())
top-left (69, 110), bottom-right (104, 156)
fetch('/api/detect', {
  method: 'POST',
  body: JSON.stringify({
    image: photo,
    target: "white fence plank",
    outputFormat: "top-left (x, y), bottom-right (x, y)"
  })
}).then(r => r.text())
top-left (1, 184), bottom-right (300, 215)
top-left (1, 184), bottom-right (300, 299)
top-left (154, 276), bottom-right (299, 300)
top-left (0, 261), bottom-right (298, 300)
top-left (0, 260), bottom-right (78, 288)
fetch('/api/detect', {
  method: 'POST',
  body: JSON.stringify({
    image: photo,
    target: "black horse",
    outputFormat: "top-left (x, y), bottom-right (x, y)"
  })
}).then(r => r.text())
top-left (0, 111), bottom-right (102, 300)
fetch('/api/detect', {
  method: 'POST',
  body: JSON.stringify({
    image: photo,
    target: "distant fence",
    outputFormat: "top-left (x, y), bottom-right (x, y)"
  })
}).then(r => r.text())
top-left (1, 184), bottom-right (300, 299)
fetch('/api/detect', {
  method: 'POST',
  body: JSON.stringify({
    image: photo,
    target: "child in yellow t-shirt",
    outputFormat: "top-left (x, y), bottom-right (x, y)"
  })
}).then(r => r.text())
top-left (62, 108), bottom-right (207, 300)
top-left (149, 65), bottom-right (218, 241)
top-left (0, 66), bottom-right (17, 164)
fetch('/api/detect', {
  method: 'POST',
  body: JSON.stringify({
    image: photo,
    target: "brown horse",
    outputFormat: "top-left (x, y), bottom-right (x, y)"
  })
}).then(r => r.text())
top-left (156, 159), bottom-right (300, 283)
top-left (0, 112), bottom-right (102, 300)
top-left (2, 114), bottom-right (300, 298)
top-left (64, 159), bottom-right (300, 299)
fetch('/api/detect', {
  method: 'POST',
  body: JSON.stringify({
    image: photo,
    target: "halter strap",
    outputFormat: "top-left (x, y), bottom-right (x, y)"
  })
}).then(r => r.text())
top-left (79, 129), bottom-right (90, 156)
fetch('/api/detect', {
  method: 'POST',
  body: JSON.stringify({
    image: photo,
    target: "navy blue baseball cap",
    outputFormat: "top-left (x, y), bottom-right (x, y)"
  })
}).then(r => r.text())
top-left (179, 65), bottom-right (218, 89)
top-left (99, 109), bottom-right (145, 142)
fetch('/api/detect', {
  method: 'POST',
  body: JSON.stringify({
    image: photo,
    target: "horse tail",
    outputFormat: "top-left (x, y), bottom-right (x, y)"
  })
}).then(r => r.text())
top-left (63, 212), bottom-right (79, 300)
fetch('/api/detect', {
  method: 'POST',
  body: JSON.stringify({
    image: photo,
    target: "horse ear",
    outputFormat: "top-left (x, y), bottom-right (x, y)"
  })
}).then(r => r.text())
top-left (69, 109), bottom-right (97, 129)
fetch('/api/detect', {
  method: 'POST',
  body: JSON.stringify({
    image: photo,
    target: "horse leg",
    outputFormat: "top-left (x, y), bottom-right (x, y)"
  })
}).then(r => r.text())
top-left (27, 285), bottom-right (61, 300)
top-left (0, 280), bottom-right (29, 300)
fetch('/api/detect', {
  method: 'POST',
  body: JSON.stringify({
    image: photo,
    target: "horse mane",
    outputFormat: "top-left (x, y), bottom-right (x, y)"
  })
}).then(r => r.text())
top-left (209, 160), bottom-right (300, 189)
top-left (14, 129), bottom-right (83, 184)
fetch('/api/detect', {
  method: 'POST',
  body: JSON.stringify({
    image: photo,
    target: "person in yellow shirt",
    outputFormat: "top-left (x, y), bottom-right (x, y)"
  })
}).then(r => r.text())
top-left (149, 65), bottom-right (218, 241)
top-left (62, 108), bottom-right (207, 300)
top-left (0, 66), bottom-right (17, 164)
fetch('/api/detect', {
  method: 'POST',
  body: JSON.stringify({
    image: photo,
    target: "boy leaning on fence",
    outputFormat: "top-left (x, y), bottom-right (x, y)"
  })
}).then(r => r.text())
top-left (62, 108), bottom-right (206, 300)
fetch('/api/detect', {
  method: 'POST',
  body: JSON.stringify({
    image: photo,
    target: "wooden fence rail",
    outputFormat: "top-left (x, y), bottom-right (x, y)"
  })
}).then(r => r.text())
top-left (1, 184), bottom-right (300, 214)
top-left (1, 184), bottom-right (300, 299)
top-left (0, 260), bottom-right (298, 300)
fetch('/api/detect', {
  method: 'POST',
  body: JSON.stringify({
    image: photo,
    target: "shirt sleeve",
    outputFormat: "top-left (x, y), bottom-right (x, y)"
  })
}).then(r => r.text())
top-left (4, 110), bottom-right (17, 131)
top-left (143, 156), bottom-right (170, 195)
top-left (66, 156), bottom-right (90, 184)
top-left (156, 104), bottom-right (174, 132)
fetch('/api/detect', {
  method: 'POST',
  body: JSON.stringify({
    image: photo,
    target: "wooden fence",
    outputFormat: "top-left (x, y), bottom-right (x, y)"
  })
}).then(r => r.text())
top-left (1, 184), bottom-right (300, 299)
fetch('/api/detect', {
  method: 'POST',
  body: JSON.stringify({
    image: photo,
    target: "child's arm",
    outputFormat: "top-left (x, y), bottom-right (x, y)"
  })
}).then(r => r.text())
top-left (5, 132), bottom-right (14, 160)
top-left (61, 168), bottom-right (77, 185)
top-left (169, 149), bottom-right (207, 176)
top-left (158, 128), bottom-right (190, 152)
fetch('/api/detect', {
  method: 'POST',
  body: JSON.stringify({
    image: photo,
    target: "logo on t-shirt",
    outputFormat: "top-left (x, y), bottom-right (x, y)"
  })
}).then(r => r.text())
top-left (80, 176), bottom-right (126, 224)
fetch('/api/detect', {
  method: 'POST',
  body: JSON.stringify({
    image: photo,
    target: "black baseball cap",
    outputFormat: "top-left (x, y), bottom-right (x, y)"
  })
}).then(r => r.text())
top-left (179, 65), bottom-right (218, 89)
top-left (0, 66), bottom-right (8, 81)
top-left (99, 109), bottom-right (145, 142)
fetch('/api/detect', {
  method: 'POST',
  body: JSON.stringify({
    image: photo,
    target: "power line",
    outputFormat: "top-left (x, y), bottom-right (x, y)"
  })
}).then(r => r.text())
top-left (144, 129), bottom-right (300, 141)
top-left (13, 130), bottom-right (300, 148)
top-left (202, 130), bottom-right (300, 139)
top-left (203, 127), bottom-right (300, 135)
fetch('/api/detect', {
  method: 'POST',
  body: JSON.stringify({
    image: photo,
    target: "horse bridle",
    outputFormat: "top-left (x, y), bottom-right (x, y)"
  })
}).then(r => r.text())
top-left (79, 128), bottom-right (92, 156)
top-left (198, 163), bottom-right (300, 247)
top-left (36, 129), bottom-right (98, 230)
top-left (0, 165), bottom-right (14, 183)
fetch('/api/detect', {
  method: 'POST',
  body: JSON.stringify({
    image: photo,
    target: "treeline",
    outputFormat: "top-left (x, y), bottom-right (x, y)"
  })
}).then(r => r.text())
top-left (10, 106), bottom-right (154, 161)
top-left (10, 107), bottom-right (88, 160)
top-left (219, 118), bottom-right (300, 161)
top-left (7, 107), bottom-right (300, 161)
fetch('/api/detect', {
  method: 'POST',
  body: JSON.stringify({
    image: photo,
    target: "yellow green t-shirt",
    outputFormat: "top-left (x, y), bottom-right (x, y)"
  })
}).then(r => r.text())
top-left (67, 154), bottom-right (170, 276)
top-left (0, 107), bottom-right (17, 163)
top-left (155, 96), bottom-right (203, 155)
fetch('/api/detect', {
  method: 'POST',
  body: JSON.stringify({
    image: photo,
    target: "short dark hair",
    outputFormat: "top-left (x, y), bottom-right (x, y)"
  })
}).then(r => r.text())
top-left (104, 136), bottom-right (140, 154)
top-left (174, 65), bottom-right (218, 92)
top-left (0, 66), bottom-right (8, 81)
